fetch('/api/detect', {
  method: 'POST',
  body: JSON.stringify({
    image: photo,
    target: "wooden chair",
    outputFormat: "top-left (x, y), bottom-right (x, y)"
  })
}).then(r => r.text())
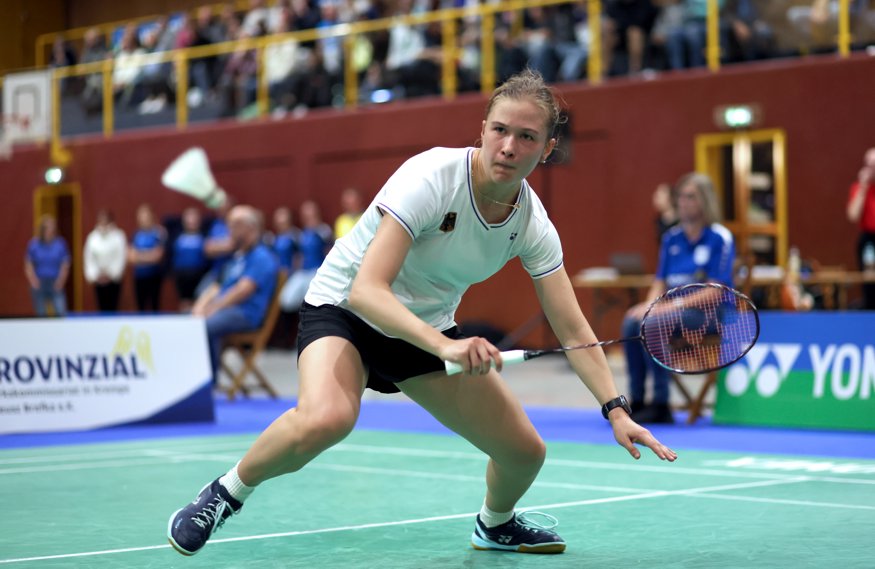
top-left (220, 270), bottom-right (287, 400)
top-left (669, 258), bottom-right (752, 424)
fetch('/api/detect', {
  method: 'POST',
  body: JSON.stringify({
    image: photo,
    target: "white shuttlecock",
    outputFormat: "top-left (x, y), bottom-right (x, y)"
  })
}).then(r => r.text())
top-left (161, 147), bottom-right (227, 209)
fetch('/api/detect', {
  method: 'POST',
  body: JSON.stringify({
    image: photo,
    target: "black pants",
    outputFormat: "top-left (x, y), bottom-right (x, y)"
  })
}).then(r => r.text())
top-left (135, 274), bottom-right (163, 312)
top-left (858, 232), bottom-right (875, 309)
top-left (94, 282), bottom-right (121, 312)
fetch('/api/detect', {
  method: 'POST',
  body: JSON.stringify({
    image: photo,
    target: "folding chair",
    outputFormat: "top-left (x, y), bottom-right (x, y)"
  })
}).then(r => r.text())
top-left (671, 257), bottom-right (753, 423)
top-left (220, 270), bottom-right (287, 400)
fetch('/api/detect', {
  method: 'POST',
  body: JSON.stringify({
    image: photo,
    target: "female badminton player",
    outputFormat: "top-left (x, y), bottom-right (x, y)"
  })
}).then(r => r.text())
top-left (168, 69), bottom-right (678, 557)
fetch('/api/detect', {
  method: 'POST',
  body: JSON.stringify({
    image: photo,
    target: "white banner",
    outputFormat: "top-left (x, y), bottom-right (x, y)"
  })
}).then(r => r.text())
top-left (0, 316), bottom-right (213, 434)
top-left (2, 70), bottom-right (51, 143)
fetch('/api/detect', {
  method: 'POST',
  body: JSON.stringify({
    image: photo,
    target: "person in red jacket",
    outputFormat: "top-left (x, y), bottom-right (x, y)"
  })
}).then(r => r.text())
top-left (846, 147), bottom-right (875, 309)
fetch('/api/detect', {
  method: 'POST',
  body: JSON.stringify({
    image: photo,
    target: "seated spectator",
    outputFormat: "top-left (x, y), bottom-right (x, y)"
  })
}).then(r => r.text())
top-left (192, 205), bottom-right (279, 385)
top-left (50, 35), bottom-right (78, 95)
top-left (385, 0), bottom-right (441, 98)
top-left (25, 214), bottom-right (71, 317)
top-left (84, 209), bottom-right (127, 313)
top-left (198, 199), bottom-right (236, 295)
top-left (604, 0), bottom-right (660, 75)
top-left (280, 200), bottom-right (333, 312)
top-left (622, 173), bottom-right (735, 423)
top-left (787, 0), bottom-right (874, 50)
top-left (265, 8), bottom-right (304, 112)
top-left (134, 16), bottom-right (179, 115)
top-left (173, 207), bottom-right (210, 313)
top-left (664, 0), bottom-right (729, 70)
top-left (334, 187), bottom-right (364, 239)
top-left (80, 27), bottom-right (108, 115)
top-left (241, 0), bottom-right (271, 37)
top-left (113, 23), bottom-right (149, 107)
top-left (725, 0), bottom-right (774, 63)
top-left (218, 28), bottom-right (259, 117)
top-left (530, 3), bottom-right (590, 82)
top-left (128, 204), bottom-right (167, 312)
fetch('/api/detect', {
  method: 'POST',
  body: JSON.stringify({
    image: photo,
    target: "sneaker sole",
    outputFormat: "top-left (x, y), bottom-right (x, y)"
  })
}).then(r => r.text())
top-left (471, 533), bottom-right (566, 554)
top-left (167, 508), bottom-right (198, 556)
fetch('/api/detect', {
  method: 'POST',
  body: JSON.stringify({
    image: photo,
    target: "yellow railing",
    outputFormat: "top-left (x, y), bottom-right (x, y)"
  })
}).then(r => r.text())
top-left (32, 0), bottom-right (860, 157)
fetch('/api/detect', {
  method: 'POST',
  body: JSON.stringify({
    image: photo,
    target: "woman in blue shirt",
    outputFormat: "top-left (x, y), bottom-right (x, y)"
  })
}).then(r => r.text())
top-left (128, 204), bottom-right (166, 312)
top-left (24, 215), bottom-right (71, 317)
top-left (622, 173), bottom-right (735, 423)
top-left (172, 207), bottom-right (210, 313)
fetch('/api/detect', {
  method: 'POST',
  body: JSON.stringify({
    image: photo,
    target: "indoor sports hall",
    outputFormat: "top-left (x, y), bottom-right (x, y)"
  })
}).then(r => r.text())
top-left (2, 1), bottom-right (875, 567)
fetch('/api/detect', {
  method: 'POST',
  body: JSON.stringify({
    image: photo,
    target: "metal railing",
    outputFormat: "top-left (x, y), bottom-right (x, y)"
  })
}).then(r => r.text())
top-left (26, 0), bottom-right (860, 157)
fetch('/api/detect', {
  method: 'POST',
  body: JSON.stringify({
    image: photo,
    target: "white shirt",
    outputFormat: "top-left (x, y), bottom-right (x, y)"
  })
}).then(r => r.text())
top-left (84, 226), bottom-right (127, 283)
top-left (306, 147), bottom-right (563, 334)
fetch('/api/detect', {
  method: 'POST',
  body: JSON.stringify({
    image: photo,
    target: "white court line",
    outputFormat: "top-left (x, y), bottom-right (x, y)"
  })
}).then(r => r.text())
top-left (0, 477), bottom-right (807, 565)
top-left (5, 441), bottom-right (875, 488)
top-left (684, 492), bottom-right (875, 511)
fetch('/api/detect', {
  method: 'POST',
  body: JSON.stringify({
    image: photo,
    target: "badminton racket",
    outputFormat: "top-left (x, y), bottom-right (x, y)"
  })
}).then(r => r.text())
top-left (445, 282), bottom-right (760, 375)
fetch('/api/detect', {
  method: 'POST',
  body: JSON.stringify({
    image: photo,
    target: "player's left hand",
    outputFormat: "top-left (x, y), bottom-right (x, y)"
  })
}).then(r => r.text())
top-left (609, 411), bottom-right (678, 461)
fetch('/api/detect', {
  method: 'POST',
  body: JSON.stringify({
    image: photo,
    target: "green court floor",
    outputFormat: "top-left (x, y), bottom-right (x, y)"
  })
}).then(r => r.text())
top-left (2, 430), bottom-right (874, 568)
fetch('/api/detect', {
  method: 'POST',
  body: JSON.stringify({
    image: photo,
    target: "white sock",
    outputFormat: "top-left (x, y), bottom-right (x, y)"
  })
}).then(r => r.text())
top-left (219, 462), bottom-right (255, 503)
top-left (479, 502), bottom-right (514, 528)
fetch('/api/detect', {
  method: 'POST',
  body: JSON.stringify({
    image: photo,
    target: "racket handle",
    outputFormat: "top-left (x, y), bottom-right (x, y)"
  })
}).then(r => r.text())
top-left (444, 350), bottom-right (528, 376)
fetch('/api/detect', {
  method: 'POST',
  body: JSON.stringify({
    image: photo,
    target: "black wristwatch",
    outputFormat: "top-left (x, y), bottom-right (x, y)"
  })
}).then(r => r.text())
top-left (601, 395), bottom-right (631, 420)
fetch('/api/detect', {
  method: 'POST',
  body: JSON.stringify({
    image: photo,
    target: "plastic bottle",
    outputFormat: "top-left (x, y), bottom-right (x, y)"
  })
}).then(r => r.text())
top-left (788, 246), bottom-right (801, 280)
top-left (864, 242), bottom-right (875, 272)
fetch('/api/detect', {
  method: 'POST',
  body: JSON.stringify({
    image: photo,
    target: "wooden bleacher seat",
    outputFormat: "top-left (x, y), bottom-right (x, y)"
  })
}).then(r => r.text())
top-left (220, 270), bottom-right (287, 400)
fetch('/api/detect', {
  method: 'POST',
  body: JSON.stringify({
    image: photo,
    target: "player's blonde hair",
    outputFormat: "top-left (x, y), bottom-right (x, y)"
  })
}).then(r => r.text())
top-left (484, 69), bottom-right (566, 141)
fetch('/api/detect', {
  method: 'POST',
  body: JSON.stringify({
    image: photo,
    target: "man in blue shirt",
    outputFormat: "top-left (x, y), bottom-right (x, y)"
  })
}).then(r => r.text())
top-left (193, 205), bottom-right (279, 385)
top-left (622, 173), bottom-right (735, 423)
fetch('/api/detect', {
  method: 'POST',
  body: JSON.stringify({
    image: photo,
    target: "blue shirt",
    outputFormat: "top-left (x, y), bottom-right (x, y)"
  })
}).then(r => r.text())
top-left (131, 227), bottom-right (165, 278)
top-left (272, 230), bottom-right (299, 271)
top-left (172, 232), bottom-right (208, 271)
top-left (656, 224), bottom-right (735, 289)
top-left (220, 244), bottom-right (279, 327)
top-left (26, 237), bottom-right (70, 280)
top-left (207, 219), bottom-right (233, 275)
top-left (298, 224), bottom-right (333, 270)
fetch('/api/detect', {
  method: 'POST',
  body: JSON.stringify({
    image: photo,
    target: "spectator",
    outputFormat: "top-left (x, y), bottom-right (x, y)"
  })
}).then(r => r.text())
top-left (84, 209), bottom-right (127, 312)
top-left (664, 0), bottom-right (727, 70)
top-left (173, 207), bottom-right (210, 313)
top-left (200, 199), bottom-right (236, 295)
top-left (218, 28), bottom-right (259, 117)
top-left (847, 147), bottom-right (875, 309)
top-left (128, 204), bottom-right (166, 312)
top-left (265, 8), bottom-right (303, 112)
top-left (724, 0), bottom-right (774, 63)
top-left (269, 206), bottom-right (300, 276)
top-left (385, 0), bottom-right (441, 98)
top-left (134, 17), bottom-right (178, 115)
top-left (192, 205), bottom-right (279, 385)
top-left (113, 23), bottom-right (149, 107)
top-left (50, 35), bottom-right (77, 96)
top-left (241, 0), bottom-right (271, 37)
top-left (652, 182), bottom-right (678, 240)
top-left (622, 173), bottom-right (735, 423)
top-left (80, 27), bottom-right (109, 115)
top-left (25, 214), bottom-right (70, 317)
top-left (530, 4), bottom-right (590, 82)
top-left (604, 0), bottom-right (660, 75)
top-left (334, 187), bottom-right (364, 239)
top-left (280, 200), bottom-right (332, 311)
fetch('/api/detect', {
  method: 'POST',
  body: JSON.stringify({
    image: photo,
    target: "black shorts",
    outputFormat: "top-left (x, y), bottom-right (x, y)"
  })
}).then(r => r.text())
top-left (296, 302), bottom-right (464, 394)
top-left (174, 269), bottom-right (206, 301)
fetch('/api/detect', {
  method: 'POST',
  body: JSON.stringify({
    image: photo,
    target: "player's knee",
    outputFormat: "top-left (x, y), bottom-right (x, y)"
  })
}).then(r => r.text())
top-left (501, 435), bottom-right (546, 472)
top-left (295, 407), bottom-right (357, 453)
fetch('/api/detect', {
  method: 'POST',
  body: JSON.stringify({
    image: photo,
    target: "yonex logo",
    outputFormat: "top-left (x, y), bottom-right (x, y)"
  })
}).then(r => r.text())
top-left (724, 343), bottom-right (801, 398)
top-left (725, 342), bottom-right (875, 400)
top-left (498, 535), bottom-right (512, 544)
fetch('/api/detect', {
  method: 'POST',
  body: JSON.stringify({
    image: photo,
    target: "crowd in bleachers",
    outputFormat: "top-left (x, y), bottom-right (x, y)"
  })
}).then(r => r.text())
top-left (46, 0), bottom-right (875, 122)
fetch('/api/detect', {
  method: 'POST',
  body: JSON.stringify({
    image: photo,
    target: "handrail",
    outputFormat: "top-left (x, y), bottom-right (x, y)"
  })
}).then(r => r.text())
top-left (21, 0), bottom-right (860, 156)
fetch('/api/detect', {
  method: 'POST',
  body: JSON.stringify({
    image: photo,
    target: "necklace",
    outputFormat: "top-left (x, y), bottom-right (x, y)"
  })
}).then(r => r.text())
top-left (472, 150), bottom-right (520, 210)
top-left (480, 194), bottom-right (520, 210)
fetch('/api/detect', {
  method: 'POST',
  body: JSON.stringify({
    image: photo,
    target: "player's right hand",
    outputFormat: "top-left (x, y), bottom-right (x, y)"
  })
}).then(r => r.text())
top-left (439, 337), bottom-right (503, 376)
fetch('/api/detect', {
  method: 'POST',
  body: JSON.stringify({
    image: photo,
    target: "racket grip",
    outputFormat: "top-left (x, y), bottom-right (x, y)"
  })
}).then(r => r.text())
top-left (444, 350), bottom-right (528, 376)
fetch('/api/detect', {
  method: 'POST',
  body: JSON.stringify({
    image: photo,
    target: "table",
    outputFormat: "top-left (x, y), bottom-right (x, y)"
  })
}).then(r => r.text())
top-left (571, 274), bottom-right (653, 334)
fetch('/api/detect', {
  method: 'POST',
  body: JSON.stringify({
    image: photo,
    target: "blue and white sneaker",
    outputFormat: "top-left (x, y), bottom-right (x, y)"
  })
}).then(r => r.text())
top-left (167, 478), bottom-right (242, 556)
top-left (471, 511), bottom-right (566, 554)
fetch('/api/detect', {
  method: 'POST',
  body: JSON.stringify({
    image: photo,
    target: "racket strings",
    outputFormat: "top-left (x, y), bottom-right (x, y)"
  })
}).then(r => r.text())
top-left (643, 285), bottom-right (758, 373)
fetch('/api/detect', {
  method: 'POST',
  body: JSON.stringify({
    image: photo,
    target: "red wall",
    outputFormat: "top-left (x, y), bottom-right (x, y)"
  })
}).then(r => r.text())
top-left (3, 55), bottom-right (872, 345)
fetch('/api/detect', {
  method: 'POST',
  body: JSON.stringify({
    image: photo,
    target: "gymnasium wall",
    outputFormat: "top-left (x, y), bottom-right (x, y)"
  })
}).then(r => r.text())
top-left (1, 55), bottom-right (871, 344)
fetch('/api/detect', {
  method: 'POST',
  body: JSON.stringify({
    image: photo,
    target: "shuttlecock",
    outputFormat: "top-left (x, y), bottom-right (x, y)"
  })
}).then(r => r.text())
top-left (161, 147), bottom-right (227, 208)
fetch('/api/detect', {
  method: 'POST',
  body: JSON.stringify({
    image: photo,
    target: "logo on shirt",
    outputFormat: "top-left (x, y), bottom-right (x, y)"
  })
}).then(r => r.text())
top-left (509, 232), bottom-right (518, 241)
top-left (439, 212), bottom-right (457, 233)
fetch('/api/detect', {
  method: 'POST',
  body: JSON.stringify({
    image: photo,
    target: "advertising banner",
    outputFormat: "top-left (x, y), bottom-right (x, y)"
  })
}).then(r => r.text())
top-left (0, 316), bottom-right (213, 434)
top-left (715, 312), bottom-right (875, 431)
